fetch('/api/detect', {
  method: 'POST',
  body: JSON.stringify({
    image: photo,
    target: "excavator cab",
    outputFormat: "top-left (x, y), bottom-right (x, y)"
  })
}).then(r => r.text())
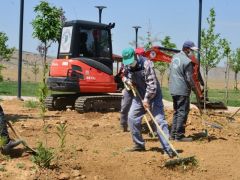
top-left (45, 20), bottom-right (122, 113)
top-left (58, 20), bottom-right (115, 71)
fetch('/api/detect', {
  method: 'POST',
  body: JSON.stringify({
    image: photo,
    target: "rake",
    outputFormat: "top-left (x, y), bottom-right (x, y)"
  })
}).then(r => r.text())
top-left (131, 86), bottom-right (197, 167)
top-left (7, 121), bottom-right (36, 154)
top-left (226, 107), bottom-right (240, 122)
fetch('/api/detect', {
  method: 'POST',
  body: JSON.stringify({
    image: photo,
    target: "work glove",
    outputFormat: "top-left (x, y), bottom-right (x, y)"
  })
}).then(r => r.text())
top-left (123, 79), bottom-right (134, 91)
top-left (142, 100), bottom-right (150, 110)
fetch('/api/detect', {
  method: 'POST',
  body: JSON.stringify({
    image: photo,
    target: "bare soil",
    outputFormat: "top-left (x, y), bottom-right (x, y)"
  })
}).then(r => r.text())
top-left (0, 99), bottom-right (240, 180)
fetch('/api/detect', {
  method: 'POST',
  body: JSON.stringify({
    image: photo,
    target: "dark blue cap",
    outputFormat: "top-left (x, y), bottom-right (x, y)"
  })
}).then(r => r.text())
top-left (183, 41), bottom-right (198, 50)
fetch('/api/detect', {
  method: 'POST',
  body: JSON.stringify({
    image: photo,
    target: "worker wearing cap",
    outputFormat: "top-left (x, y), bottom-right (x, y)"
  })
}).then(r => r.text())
top-left (122, 47), bottom-right (174, 158)
top-left (119, 48), bottom-right (145, 132)
top-left (169, 41), bottom-right (197, 142)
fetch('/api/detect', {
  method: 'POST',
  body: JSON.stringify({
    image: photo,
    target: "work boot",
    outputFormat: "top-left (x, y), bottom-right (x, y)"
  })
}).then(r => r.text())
top-left (121, 125), bottom-right (128, 132)
top-left (126, 145), bottom-right (146, 152)
top-left (175, 136), bottom-right (193, 142)
top-left (1, 139), bottom-right (23, 153)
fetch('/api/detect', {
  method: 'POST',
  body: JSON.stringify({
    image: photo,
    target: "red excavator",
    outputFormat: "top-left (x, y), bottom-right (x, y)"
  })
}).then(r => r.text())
top-left (144, 46), bottom-right (226, 109)
top-left (45, 20), bottom-right (123, 113)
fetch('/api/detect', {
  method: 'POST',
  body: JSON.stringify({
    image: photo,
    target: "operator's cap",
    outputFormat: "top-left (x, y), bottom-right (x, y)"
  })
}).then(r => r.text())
top-left (183, 41), bottom-right (198, 51)
top-left (135, 47), bottom-right (145, 56)
top-left (122, 47), bottom-right (135, 65)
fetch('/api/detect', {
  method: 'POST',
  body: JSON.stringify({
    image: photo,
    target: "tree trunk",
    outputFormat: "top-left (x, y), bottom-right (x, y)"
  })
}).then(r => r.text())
top-left (234, 71), bottom-right (238, 90)
top-left (203, 67), bottom-right (208, 111)
top-left (224, 55), bottom-right (230, 105)
top-left (160, 72), bottom-right (164, 88)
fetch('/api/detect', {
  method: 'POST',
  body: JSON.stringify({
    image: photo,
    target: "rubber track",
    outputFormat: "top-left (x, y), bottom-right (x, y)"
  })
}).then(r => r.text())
top-left (75, 95), bottom-right (121, 113)
top-left (45, 96), bottom-right (55, 111)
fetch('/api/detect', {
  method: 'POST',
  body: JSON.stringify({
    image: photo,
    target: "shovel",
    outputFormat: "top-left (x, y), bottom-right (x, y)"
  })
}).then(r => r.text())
top-left (195, 95), bottom-right (223, 137)
top-left (7, 121), bottom-right (36, 154)
top-left (131, 86), bottom-right (196, 167)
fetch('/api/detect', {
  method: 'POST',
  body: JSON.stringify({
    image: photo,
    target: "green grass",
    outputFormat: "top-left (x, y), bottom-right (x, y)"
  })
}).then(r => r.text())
top-left (0, 81), bottom-right (239, 107)
top-left (0, 81), bottom-right (38, 96)
top-left (161, 87), bottom-right (240, 107)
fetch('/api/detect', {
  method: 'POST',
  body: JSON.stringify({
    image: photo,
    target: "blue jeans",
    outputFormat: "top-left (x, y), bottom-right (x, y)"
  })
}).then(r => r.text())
top-left (170, 95), bottom-right (190, 139)
top-left (128, 95), bottom-right (171, 152)
top-left (120, 89), bottom-right (133, 128)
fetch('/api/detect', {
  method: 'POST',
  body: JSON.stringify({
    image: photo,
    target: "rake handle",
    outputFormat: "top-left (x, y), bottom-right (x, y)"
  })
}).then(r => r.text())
top-left (195, 94), bottom-right (208, 133)
top-left (230, 107), bottom-right (240, 118)
top-left (143, 115), bottom-right (156, 138)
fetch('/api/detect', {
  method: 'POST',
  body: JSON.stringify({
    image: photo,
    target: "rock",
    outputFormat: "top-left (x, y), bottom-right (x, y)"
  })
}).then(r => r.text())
top-left (0, 161), bottom-right (6, 165)
top-left (76, 147), bottom-right (83, 152)
top-left (71, 170), bottom-right (81, 177)
top-left (58, 173), bottom-right (70, 180)
top-left (61, 120), bottom-right (67, 124)
top-left (80, 175), bottom-right (86, 179)
top-left (92, 123), bottom-right (99, 127)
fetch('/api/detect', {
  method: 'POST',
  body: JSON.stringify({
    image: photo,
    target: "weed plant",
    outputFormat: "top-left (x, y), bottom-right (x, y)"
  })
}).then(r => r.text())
top-left (31, 142), bottom-right (54, 168)
top-left (0, 136), bottom-right (7, 148)
top-left (56, 122), bottom-right (67, 151)
top-left (24, 100), bottom-right (39, 109)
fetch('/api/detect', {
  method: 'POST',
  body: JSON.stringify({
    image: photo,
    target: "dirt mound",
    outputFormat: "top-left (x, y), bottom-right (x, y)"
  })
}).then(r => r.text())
top-left (0, 100), bottom-right (240, 180)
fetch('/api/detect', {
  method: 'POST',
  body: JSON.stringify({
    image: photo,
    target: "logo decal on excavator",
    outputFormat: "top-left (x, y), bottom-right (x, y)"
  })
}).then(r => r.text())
top-left (86, 76), bottom-right (96, 80)
top-left (150, 51), bottom-right (156, 59)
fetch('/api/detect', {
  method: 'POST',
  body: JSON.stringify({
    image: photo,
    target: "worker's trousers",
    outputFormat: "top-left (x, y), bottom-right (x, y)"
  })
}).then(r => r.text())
top-left (128, 95), bottom-right (171, 152)
top-left (170, 95), bottom-right (190, 139)
top-left (120, 89), bottom-right (133, 129)
top-left (0, 107), bottom-right (9, 141)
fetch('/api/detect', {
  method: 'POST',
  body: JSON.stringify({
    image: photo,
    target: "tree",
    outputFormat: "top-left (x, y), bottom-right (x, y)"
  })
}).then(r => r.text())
top-left (154, 36), bottom-right (176, 86)
top-left (31, 0), bottom-right (64, 118)
top-left (230, 48), bottom-right (240, 90)
top-left (220, 38), bottom-right (231, 104)
top-left (31, 60), bottom-right (40, 82)
top-left (0, 32), bottom-right (15, 81)
top-left (200, 8), bottom-right (226, 108)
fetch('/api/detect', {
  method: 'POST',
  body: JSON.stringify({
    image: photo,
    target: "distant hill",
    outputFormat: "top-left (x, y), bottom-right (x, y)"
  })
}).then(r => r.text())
top-left (2, 50), bottom-right (54, 82)
top-left (1, 50), bottom-right (239, 89)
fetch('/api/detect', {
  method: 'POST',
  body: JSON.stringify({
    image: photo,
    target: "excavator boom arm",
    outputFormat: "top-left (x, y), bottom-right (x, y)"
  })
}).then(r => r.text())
top-left (145, 46), bottom-right (203, 99)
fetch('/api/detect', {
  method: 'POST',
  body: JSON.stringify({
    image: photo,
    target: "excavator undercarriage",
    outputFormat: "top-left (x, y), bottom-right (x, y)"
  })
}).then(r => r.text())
top-left (45, 94), bottom-right (122, 113)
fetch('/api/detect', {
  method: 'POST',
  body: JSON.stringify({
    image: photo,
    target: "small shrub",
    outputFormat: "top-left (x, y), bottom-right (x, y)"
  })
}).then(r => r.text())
top-left (31, 142), bottom-right (54, 168)
top-left (56, 123), bottom-right (67, 151)
top-left (0, 165), bottom-right (6, 172)
top-left (24, 100), bottom-right (39, 109)
top-left (16, 163), bottom-right (25, 169)
top-left (0, 136), bottom-right (7, 148)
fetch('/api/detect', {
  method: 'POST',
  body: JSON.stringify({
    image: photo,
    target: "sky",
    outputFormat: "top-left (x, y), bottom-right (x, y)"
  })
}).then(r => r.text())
top-left (1, 0), bottom-right (240, 66)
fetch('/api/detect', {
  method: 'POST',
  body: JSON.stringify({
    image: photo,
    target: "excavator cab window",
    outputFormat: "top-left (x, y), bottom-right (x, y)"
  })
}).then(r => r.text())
top-left (77, 28), bottom-right (111, 59)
